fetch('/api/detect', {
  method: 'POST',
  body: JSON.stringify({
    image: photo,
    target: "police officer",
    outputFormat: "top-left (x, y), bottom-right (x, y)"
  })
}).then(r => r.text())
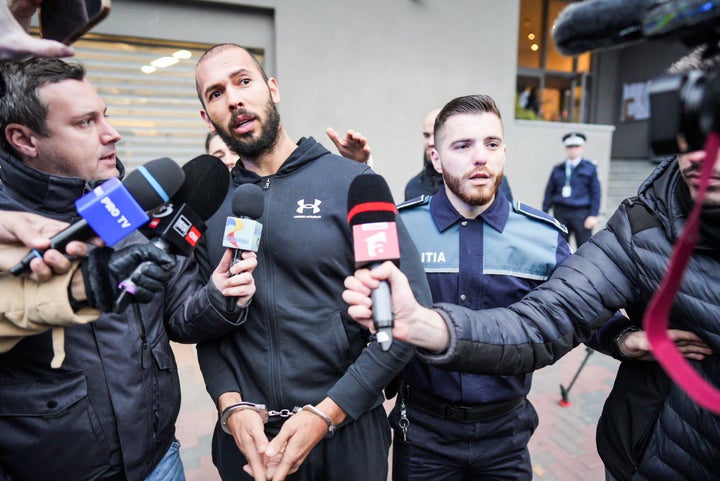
top-left (542, 132), bottom-right (601, 247)
top-left (392, 94), bottom-right (571, 480)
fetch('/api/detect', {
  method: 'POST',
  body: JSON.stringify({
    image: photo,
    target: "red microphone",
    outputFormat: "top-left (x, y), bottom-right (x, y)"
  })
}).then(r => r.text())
top-left (347, 174), bottom-right (400, 351)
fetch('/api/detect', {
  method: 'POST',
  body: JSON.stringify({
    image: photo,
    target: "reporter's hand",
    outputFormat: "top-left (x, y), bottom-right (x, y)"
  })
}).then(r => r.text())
top-left (1, 0), bottom-right (75, 61)
top-left (108, 244), bottom-right (176, 302)
top-left (325, 127), bottom-right (372, 164)
top-left (619, 329), bottom-right (713, 361)
top-left (343, 261), bottom-right (449, 351)
top-left (81, 244), bottom-right (175, 311)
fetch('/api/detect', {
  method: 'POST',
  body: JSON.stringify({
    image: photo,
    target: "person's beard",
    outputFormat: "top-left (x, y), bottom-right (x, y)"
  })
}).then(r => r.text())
top-left (214, 95), bottom-right (281, 159)
top-left (444, 168), bottom-right (502, 207)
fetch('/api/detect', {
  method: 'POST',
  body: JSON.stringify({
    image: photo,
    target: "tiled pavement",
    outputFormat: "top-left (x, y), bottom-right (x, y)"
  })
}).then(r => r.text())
top-left (172, 342), bottom-right (620, 481)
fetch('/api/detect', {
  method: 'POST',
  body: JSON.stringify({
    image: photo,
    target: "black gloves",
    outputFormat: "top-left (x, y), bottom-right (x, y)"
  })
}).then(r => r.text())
top-left (81, 243), bottom-right (176, 312)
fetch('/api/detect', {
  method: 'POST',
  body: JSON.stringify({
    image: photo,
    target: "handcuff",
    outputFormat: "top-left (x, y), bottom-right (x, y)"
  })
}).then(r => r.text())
top-left (220, 402), bottom-right (335, 438)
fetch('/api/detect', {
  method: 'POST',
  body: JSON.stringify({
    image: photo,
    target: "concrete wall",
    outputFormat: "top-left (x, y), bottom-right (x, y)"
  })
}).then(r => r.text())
top-left (83, 0), bottom-right (616, 206)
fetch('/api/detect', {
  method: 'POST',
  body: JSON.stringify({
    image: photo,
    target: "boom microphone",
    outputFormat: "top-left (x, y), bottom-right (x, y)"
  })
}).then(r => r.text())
top-left (222, 183), bottom-right (264, 310)
top-left (10, 157), bottom-right (185, 276)
top-left (553, 0), bottom-right (720, 57)
top-left (114, 154), bottom-right (229, 312)
top-left (347, 174), bottom-right (400, 351)
top-left (552, 0), bottom-right (647, 56)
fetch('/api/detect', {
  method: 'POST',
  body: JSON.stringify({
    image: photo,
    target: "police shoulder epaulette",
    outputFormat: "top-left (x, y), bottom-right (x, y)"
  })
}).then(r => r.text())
top-left (513, 200), bottom-right (568, 234)
top-left (397, 194), bottom-right (430, 210)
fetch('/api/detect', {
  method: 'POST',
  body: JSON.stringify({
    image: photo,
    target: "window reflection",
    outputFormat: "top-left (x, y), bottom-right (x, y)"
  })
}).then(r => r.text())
top-left (516, 0), bottom-right (592, 123)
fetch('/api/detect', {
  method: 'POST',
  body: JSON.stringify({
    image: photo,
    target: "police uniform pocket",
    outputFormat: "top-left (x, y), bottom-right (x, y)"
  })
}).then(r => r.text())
top-left (0, 370), bottom-right (111, 480)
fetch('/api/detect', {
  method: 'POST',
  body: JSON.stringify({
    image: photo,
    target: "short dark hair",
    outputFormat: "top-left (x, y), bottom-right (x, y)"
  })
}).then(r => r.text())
top-left (0, 57), bottom-right (86, 155)
top-left (195, 44), bottom-right (268, 108)
top-left (434, 94), bottom-right (502, 141)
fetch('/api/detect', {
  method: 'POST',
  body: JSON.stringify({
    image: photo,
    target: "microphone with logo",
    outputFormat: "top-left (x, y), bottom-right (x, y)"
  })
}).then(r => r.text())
top-left (10, 157), bottom-right (185, 276)
top-left (222, 183), bottom-right (264, 311)
top-left (347, 174), bottom-right (401, 352)
top-left (114, 154), bottom-right (230, 312)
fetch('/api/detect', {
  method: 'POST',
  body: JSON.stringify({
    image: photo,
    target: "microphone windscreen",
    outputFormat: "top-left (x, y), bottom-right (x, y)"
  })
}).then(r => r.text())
top-left (347, 174), bottom-right (397, 226)
top-left (123, 157), bottom-right (185, 210)
top-left (552, 0), bottom-right (647, 56)
top-left (175, 154), bottom-right (230, 220)
top-left (231, 183), bottom-right (265, 219)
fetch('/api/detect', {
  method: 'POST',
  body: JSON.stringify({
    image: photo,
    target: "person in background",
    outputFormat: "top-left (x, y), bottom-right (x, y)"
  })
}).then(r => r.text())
top-left (193, 43), bottom-right (431, 481)
top-left (391, 94), bottom-right (570, 480)
top-left (206, 130), bottom-right (239, 171)
top-left (404, 107), bottom-right (443, 200)
top-left (542, 131), bottom-right (601, 247)
top-left (0, 0), bottom-right (75, 61)
top-left (0, 56), bottom-right (258, 481)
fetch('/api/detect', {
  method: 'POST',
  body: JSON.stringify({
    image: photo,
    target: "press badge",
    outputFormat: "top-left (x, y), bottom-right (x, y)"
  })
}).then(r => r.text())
top-left (562, 186), bottom-right (572, 198)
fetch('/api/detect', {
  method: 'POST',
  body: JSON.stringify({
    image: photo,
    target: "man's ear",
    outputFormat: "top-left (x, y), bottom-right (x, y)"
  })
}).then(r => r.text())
top-left (5, 124), bottom-right (38, 159)
top-left (267, 77), bottom-right (281, 104)
top-left (200, 110), bottom-right (214, 130)
top-left (430, 148), bottom-right (443, 174)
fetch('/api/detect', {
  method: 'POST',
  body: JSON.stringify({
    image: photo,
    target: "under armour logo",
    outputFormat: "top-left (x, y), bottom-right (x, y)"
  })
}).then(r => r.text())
top-left (296, 199), bottom-right (322, 214)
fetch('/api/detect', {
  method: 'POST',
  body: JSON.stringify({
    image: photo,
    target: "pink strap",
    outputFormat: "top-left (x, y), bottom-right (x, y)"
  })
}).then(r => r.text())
top-left (643, 131), bottom-right (720, 414)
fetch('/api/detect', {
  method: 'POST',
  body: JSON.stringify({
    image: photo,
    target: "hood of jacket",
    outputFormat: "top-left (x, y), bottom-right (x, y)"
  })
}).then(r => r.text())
top-left (637, 156), bottom-right (687, 242)
top-left (230, 136), bottom-right (328, 186)
top-left (0, 149), bottom-right (126, 220)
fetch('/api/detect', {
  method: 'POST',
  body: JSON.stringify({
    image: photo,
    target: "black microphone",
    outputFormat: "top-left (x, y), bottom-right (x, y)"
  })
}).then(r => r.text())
top-left (10, 157), bottom-right (185, 276)
top-left (347, 174), bottom-right (400, 351)
top-left (553, 0), bottom-right (720, 57)
top-left (114, 154), bottom-right (229, 312)
top-left (552, 0), bottom-right (647, 56)
top-left (221, 183), bottom-right (264, 311)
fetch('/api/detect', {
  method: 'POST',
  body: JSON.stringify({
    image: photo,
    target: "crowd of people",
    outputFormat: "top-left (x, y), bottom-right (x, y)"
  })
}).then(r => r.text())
top-left (1, 1), bottom-right (719, 481)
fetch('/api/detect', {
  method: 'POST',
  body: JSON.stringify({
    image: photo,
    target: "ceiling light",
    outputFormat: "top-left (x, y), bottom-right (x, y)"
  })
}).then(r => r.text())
top-left (173, 50), bottom-right (192, 59)
top-left (151, 56), bottom-right (180, 68)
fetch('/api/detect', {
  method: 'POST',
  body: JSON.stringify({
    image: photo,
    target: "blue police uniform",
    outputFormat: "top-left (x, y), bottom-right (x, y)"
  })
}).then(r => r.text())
top-left (394, 187), bottom-right (571, 480)
top-left (542, 133), bottom-right (601, 247)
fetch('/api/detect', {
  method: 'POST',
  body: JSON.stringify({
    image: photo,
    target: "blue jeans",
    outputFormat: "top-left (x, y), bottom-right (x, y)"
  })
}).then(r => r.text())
top-left (145, 439), bottom-right (186, 481)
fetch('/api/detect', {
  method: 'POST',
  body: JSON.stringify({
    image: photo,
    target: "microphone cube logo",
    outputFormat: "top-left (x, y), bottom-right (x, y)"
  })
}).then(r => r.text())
top-left (222, 217), bottom-right (262, 252)
top-left (353, 221), bottom-right (400, 264)
top-left (76, 177), bottom-right (149, 246)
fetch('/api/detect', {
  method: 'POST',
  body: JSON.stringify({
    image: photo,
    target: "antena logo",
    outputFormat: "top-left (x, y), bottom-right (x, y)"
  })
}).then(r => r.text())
top-left (296, 199), bottom-right (321, 214)
top-left (364, 231), bottom-right (387, 257)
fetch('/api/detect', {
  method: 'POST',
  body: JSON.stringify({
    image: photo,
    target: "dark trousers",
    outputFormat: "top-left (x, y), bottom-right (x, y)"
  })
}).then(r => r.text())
top-left (390, 399), bottom-right (538, 481)
top-left (213, 404), bottom-right (391, 481)
top-left (552, 205), bottom-right (592, 247)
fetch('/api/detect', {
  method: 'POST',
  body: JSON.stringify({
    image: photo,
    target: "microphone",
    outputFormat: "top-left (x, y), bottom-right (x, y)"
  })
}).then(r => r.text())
top-left (222, 183), bottom-right (264, 311)
top-left (10, 157), bottom-right (185, 276)
top-left (553, 0), bottom-right (720, 56)
top-left (552, 0), bottom-right (647, 56)
top-left (114, 154), bottom-right (229, 312)
top-left (347, 174), bottom-right (400, 352)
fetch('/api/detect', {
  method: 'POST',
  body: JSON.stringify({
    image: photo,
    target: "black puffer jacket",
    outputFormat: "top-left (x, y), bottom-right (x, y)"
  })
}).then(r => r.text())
top-left (0, 151), bottom-right (246, 481)
top-left (418, 157), bottom-right (720, 480)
